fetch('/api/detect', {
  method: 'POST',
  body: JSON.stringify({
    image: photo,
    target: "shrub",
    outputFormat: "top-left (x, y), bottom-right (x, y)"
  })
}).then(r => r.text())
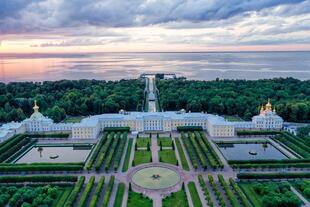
top-left (181, 132), bottom-right (198, 169)
top-left (208, 174), bottom-right (226, 207)
top-left (199, 132), bottom-right (224, 169)
top-left (177, 126), bottom-right (203, 132)
top-left (114, 132), bottom-right (128, 171)
top-left (89, 177), bottom-right (105, 207)
top-left (229, 178), bottom-right (251, 207)
top-left (105, 132), bottom-right (121, 172)
top-left (101, 176), bottom-right (115, 207)
top-left (237, 130), bottom-right (280, 136)
top-left (64, 176), bottom-right (85, 207)
top-left (198, 175), bottom-right (213, 207)
top-left (0, 175), bottom-right (77, 183)
top-left (188, 132), bottom-right (207, 170)
top-left (237, 172), bottom-right (310, 179)
top-left (0, 163), bottom-right (83, 172)
top-left (217, 174), bottom-right (240, 207)
top-left (104, 127), bottom-right (130, 132)
top-left (77, 176), bottom-right (95, 207)
top-left (86, 133), bottom-right (108, 171)
top-left (0, 136), bottom-right (31, 162)
top-left (95, 132), bottom-right (115, 171)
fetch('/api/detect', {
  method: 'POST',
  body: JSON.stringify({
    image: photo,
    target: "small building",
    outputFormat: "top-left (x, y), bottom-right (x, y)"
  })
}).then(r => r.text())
top-left (233, 99), bottom-right (283, 130)
top-left (23, 101), bottom-right (73, 133)
top-left (252, 99), bottom-right (283, 130)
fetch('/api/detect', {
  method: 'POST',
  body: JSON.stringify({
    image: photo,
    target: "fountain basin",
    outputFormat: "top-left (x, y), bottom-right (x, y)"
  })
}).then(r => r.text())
top-left (131, 166), bottom-right (180, 190)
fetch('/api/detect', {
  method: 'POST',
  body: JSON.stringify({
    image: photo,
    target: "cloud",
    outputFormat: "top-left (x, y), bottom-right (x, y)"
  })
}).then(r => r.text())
top-left (0, 0), bottom-right (307, 33)
top-left (0, 0), bottom-right (309, 51)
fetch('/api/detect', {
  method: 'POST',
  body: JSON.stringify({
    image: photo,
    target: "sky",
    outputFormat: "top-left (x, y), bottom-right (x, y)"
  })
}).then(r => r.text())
top-left (0, 0), bottom-right (310, 53)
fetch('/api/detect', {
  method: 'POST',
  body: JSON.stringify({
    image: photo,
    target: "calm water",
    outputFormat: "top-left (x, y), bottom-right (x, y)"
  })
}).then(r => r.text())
top-left (217, 143), bottom-right (288, 160)
top-left (15, 145), bottom-right (92, 163)
top-left (0, 52), bottom-right (309, 82)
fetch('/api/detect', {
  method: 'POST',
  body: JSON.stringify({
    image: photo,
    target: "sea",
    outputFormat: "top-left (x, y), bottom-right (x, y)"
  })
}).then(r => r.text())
top-left (0, 52), bottom-right (309, 83)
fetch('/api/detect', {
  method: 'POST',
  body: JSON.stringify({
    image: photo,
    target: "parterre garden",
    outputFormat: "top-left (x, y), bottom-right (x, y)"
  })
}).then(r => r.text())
top-left (1, 128), bottom-right (310, 207)
top-left (158, 135), bottom-right (178, 165)
top-left (132, 136), bottom-right (152, 166)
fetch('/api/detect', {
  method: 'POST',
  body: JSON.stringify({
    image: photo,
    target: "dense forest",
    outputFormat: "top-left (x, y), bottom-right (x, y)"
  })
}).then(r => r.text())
top-left (157, 77), bottom-right (310, 122)
top-left (0, 79), bottom-right (144, 122)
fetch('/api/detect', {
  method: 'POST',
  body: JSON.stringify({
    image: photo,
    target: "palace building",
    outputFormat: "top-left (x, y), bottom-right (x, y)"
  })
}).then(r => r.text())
top-left (0, 99), bottom-right (283, 141)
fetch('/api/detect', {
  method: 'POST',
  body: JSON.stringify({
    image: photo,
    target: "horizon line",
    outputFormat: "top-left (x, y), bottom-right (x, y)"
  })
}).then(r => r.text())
top-left (0, 50), bottom-right (310, 55)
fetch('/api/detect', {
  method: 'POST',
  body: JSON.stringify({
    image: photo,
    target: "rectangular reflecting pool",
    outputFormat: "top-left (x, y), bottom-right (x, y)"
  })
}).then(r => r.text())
top-left (15, 144), bottom-right (93, 163)
top-left (217, 142), bottom-right (288, 160)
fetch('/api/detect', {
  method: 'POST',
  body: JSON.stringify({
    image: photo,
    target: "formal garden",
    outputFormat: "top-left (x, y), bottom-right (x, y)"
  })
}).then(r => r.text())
top-left (1, 127), bottom-right (310, 207)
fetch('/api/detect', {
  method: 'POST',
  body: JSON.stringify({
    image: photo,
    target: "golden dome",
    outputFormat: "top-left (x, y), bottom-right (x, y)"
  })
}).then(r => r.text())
top-left (265, 98), bottom-right (272, 111)
top-left (33, 100), bottom-right (39, 112)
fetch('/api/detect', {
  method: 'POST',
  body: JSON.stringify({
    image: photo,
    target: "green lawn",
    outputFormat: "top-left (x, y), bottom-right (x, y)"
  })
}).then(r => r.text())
top-left (188, 182), bottom-right (203, 207)
top-left (122, 139), bottom-right (133, 172)
top-left (53, 187), bottom-right (73, 207)
top-left (113, 183), bottom-right (125, 207)
top-left (162, 189), bottom-right (189, 207)
top-left (127, 191), bottom-right (152, 207)
top-left (175, 138), bottom-right (190, 171)
top-left (239, 182), bottom-right (263, 207)
top-left (136, 137), bottom-right (151, 148)
top-left (133, 150), bottom-right (152, 166)
top-left (63, 116), bottom-right (85, 123)
top-left (157, 137), bottom-right (173, 147)
top-left (159, 150), bottom-right (177, 165)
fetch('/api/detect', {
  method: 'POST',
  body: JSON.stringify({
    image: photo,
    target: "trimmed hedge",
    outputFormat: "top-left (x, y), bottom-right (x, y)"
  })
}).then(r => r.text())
top-left (64, 176), bottom-right (85, 207)
top-left (95, 132), bottom-right (115, 171)
top-left (104, 132), bottom-right (121, 172)
top-left (208, 174), bottom-right (226, 207)
top-left (217, 174), bottom-right (240, 207)
top-left (237, 130), bottom-right (280, 136)
top-left (181, 132), bottom-right (198, 169)
top-left (198, 175), bottom-right (214, 207)
top-left (194, 131), bottom-right (217, 169)
top-left (114, 132), bottom-right (128, 171)
top-left (231, 162), bottom-right (310, 169)
top-left (0, 163), bottom-right (84, 172)
top-left (229, 178), bottom-right (251, 207)
top-left (105, 132), bottom-right (121, 172)
top-left (273, 132), bottom-right (310, 158)
top-left (177, 126), bottom-right (203, 132)
top-left (0, 175), bottom-right (77, 183)
top-left (188, 132), bottom-right (207, 170)
top-left (5, 139), bottom-right (37, 163)
top-left (199, 132), bottom-right (224, 169)
top-left (228, 159), bottom-right (310, 164)
top-left (0, 134), bottom-right (25, 152)
top-left (27, 133), bottom-right (70, 138)
top-left (86, 132), bottom-right (108, 171)
top-left (175, 138), bottom-right (190, 171)
top-left (101, 176), bottom-right (115, 207)
top-left (0, 135), bottom-right (30, 162)
top-left (77, 176), bottom-right (95, 207)
top-left (104, 127), bottom-right (130, 132)
top-left (237, 172), bottom-right (310, 179)
top-left (89, 176), bottom-right (105, 207)
top-left (122, 138), bottom-right (133, 172)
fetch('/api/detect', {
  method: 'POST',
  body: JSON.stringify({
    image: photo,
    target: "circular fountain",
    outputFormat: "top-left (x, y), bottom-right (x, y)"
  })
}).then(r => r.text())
top-left (131, 165), bottom-right (181, 190)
